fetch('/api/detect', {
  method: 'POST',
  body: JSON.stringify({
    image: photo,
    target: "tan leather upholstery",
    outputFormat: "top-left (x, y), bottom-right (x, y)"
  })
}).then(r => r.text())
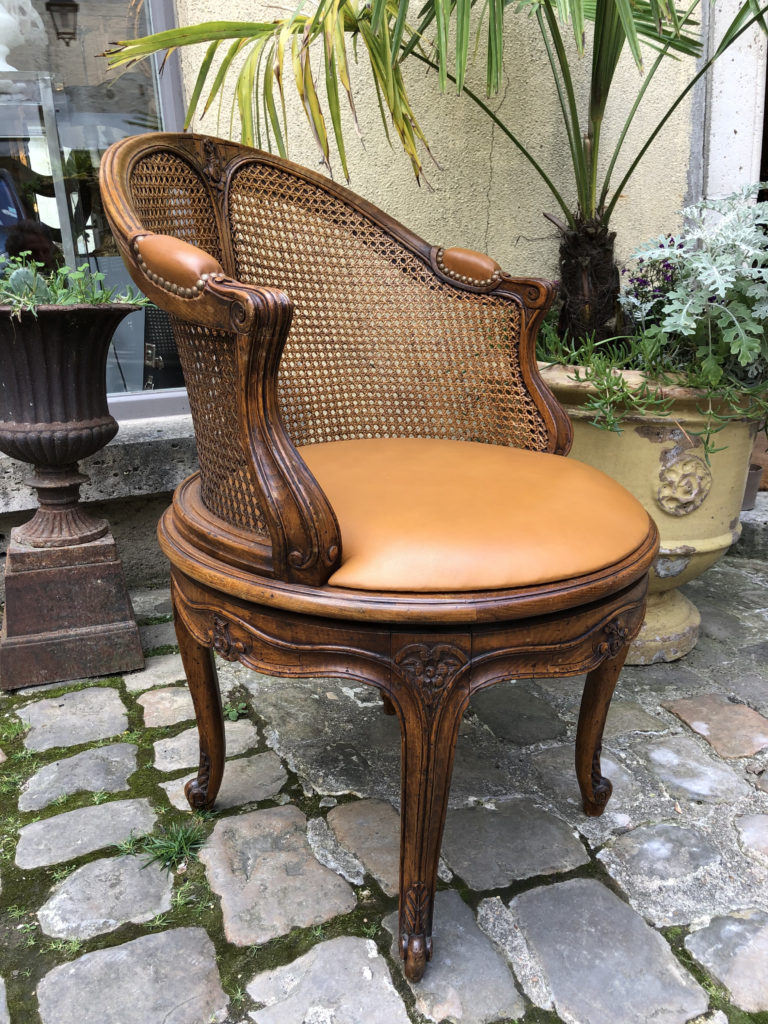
top-left (440, 247), bottom-right (501, 284)
top-left (135, 234), bottom-right (223, 289)
top-left (300, 438), bottom-right (652, 592)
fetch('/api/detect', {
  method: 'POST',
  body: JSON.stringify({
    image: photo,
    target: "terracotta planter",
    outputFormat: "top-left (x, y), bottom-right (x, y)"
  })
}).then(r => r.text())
top-left (0, 304), bottom-right (144, 689)
top-left (540, 363), bottom-right (756, 664)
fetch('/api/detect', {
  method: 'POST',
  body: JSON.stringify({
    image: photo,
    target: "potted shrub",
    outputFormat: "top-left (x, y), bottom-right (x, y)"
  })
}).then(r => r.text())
top-left (538, 187), bottom-right (768, 663)
top-left (0, 255), bottom-right (147, 689)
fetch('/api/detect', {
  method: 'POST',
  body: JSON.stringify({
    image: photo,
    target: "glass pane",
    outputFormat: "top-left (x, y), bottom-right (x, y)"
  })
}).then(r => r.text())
top-left (0, 0), bottom-right (184, 395)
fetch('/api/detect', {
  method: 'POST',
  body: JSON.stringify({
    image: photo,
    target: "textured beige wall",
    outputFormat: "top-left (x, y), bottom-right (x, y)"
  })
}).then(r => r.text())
top-left (174, 0), bottom-right (695, 277)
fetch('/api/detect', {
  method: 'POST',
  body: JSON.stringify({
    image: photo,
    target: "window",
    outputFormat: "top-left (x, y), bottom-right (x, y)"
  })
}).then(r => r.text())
top-left (0, 0), bottom-right (188, 416)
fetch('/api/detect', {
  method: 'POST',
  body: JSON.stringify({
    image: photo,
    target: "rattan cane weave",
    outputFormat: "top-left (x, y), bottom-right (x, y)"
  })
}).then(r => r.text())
top-left (125, 141), bottom-right (551, 538)
top-left (229, 162), bottom-right (550, 452)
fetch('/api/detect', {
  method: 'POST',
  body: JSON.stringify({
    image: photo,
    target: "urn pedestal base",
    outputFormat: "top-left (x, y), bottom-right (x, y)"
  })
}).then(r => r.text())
top-left (0, 530), bottom-right (144, 691)
top-left (625, 589), bottom-right (701, 665)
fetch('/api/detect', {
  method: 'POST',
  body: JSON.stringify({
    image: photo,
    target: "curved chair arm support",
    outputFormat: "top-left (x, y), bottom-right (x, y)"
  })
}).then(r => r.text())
top-left (232, 288), bottom-right (342, 587)
top-left (433, 246), bottom-right (572, 455)
top-left (116, 231), bottom-right (342, 585)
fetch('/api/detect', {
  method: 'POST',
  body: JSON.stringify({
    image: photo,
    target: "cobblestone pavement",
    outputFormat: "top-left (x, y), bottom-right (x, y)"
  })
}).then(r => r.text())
top-left (1, 557), bottom-right (767, 1024)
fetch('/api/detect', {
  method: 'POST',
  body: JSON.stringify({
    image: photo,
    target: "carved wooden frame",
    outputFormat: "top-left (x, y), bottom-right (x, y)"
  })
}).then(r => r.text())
top-left (100, 132), bottom-right (660, 982)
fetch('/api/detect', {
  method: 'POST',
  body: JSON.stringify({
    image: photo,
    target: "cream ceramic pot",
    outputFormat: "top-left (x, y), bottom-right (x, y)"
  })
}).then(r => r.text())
top-left (540, 364), bottom-right (757, 663)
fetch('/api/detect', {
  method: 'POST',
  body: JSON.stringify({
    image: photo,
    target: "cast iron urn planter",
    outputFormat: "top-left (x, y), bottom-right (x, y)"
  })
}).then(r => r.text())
top-left (0, 305), bottom-right (145, 689)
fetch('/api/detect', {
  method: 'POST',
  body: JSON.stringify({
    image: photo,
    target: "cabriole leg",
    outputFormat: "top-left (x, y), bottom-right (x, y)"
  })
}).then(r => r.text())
top-left (173, 600), bottom-right (225, 810)
top-left (575, 646), bottom-right (628, 817)
top-left (390, 637), bottom-right (470, 982)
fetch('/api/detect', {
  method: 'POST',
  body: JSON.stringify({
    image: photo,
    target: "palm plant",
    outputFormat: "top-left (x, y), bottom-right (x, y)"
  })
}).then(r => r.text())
top-left (105, 0), bottom-right (768, 341)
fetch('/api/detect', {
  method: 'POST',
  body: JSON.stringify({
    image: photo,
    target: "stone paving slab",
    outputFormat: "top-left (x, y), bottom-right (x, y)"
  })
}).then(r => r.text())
top-left (735, 813), bottom-right (768, 863)
top-left (384, 891), bottom-right (525, 1023)
top-left (160, 751), bottom-right (287, 810)
top-left (685, 911), bottom-right (768, 1013)
top-left (247, 936), bottom-right (410, 1024)
top-left (244, 672), bottom-right (531, 807)
top-left (663, 694), bottom-right (768, 758)
top-left (37, 855), bottom-right (173, 939)
top-left (199, 806), bottom-right (356, 945)
top-left (153, 718), bottom-right (258, 772)
top-left (36, 928), bottom-right (228, 1024)
top-left (18, 743), bottom-right (138, 812)
top-left (306, 816), bottom-right (366, 885)
top-left (139, 620), bottom-right (178, 652)
top-left (603, 700), bottom-right (670, 740)
top-left (640, 734), bottom-right (751, 804)
top-left (326, 798), bottom-right (400, 895)
top-left (123, 652), bottom-right (186, 692)
top-left (441, 798), bottom-right (589, 889)
top-left (18, 687), bottom-right (127, 751)
top-left (0, 748), bottom-right (6, 764)
top-left (137, 686), bottom-right (194, 727)
top-left (16, 798), bottom-right (157, 869)
top-left (478, 879), bottom-right (708, 1024)
top-left (596, 821), bottom-right (768, 927)
top-left (0, 978), bottom-right (7, 1024)
top-left (469, 682), bottom-right (567, 745)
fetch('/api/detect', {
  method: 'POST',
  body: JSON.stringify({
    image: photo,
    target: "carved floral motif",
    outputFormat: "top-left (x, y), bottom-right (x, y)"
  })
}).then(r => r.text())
top-left (657, 453), bottom-right (713, 516)
top-left (596, 619), bottom-right (629, 659)
top-left (210, 615), bottom-right (246, 661)
top-left (394, 643), bottom-right (468, 718)
top-left (201, 138), bottom-right (226, 194)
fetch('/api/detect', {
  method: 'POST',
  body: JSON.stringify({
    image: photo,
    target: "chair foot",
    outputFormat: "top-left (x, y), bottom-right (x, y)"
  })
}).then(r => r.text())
top-left (402, 932), bottom-right (430, 982)
top-left (575, 646), bottom-right (628, 817)
top-left (173, 591), bottom-right (225, 810)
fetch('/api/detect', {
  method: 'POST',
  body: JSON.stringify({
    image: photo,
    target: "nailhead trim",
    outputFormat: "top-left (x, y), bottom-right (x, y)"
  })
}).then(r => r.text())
top-left (133, 239), bottom-right (204, 298)
top-left (436, 248), bottom-right (502, 287)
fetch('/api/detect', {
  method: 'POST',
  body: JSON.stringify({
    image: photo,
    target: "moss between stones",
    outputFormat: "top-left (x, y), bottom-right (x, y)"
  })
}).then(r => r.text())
top-left (5, 661), bottom-right (766, 1024)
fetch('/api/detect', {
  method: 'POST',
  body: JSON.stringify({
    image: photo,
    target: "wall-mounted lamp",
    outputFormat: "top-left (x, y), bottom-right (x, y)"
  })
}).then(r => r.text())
top-left (45, 0), bottom-right (78, 46)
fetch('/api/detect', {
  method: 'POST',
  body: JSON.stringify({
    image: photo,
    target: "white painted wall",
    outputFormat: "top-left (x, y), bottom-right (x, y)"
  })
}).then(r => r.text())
top-left (172, 1), bottom-right (755, 276)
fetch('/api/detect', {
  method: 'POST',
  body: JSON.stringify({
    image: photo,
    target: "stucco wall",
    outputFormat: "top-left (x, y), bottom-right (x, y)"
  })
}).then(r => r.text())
top-left (174, 0), bottom-right (697, 277)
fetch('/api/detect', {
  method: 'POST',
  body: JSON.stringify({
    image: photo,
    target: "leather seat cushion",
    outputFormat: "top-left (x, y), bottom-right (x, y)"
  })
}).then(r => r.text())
top-left (299, 438), bottom-right (652, 592)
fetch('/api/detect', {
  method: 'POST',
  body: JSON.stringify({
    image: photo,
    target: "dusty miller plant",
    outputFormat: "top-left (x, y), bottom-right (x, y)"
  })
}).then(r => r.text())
top-left (538, 186), bottom-right (768, 452)
top-left (624, 185), bottom-right (768, 387)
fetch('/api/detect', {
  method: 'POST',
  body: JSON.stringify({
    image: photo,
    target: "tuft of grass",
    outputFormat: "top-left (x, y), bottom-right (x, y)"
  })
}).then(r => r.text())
top-left (91, 790), bottom-right (110, 804)
top-left (119, 822), bottom-right (207, 872)
top-left (0, 717), bottom-right (27, 743)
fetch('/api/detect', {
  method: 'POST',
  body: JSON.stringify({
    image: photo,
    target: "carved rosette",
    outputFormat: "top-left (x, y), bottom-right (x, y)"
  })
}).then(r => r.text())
top-left (657, 453), bottom-right (712, 516)
top-left (394, 643), bottom-right (468, 721)
top-left (210, 615), bottom-right (247, 661)
top-left (596, 619), bottom-right (630, 659)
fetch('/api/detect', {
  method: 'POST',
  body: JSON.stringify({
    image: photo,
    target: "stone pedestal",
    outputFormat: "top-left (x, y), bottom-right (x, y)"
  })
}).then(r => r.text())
top-left (0, 529), bottom-right (144, 690)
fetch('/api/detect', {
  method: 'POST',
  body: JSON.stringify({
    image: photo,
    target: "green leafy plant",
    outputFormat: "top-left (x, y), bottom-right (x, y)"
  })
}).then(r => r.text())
top-left (538, 186), bottom-right (768, 450)
top-left (223, 700), bottom-right (248, 722)
top-left (0, 255), bottom-right (146, 318)
top-left (104, 0), bottom-right (768, 342)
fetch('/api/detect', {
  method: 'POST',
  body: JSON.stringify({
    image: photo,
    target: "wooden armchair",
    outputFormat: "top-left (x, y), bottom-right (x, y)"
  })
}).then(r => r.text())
top-left (100, 133), bottom-right (658, 981)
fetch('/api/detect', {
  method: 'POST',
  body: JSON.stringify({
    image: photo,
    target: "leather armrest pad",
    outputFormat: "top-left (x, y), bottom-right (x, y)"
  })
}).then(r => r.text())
top-left (135, 234), bottom-right (223, 292)
top-left (439, 246), bottom-right (501, 284)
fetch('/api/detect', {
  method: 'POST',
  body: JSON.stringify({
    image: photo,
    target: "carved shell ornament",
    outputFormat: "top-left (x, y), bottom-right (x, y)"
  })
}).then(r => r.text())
top-left (657, 453), bottom-right (713, 516)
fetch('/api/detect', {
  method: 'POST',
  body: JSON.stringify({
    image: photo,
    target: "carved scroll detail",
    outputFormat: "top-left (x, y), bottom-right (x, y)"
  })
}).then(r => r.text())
top-left (596, 619), bottom-right (629, 659)
top-left (394, 643), bottom-right (468, 720)
top-left (210, 615), bottom-right (247, 661)
top-left (184, 751), bottom-right (212, 810)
